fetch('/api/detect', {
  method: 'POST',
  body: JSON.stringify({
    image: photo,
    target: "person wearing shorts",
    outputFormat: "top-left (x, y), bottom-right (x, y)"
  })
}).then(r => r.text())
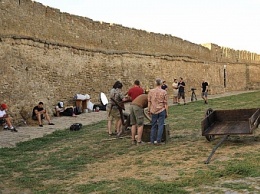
top-left (32, 102), bottom-right (55, 127)
top-left (0, 103), bottom-right (17, 132)
top-left (178, 77), bottom-right (186, 105)
top-left (130, 94), bottom-right (148, 145)
top-left (106, 81), bottom-right (125, 136)
top-left (172, 78), bottom-right (179, 104)
top-left (201, 79), bottom-right (209, 104)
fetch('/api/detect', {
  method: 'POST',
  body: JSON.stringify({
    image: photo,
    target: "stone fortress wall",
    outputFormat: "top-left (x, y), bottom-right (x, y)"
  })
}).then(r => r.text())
top-left (1, 0), bottom-right (260, 123)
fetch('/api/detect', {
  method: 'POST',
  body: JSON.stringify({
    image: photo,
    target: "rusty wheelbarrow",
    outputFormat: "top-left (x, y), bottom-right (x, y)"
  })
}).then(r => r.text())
top-left (201, 108), bottom-right (260, 164)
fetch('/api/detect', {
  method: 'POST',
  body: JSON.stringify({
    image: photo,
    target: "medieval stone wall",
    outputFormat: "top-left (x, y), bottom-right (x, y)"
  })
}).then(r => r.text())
top-left (1, 0), bottom-right (260, 63)
top-left (0, 0), bottom-right (260, 123)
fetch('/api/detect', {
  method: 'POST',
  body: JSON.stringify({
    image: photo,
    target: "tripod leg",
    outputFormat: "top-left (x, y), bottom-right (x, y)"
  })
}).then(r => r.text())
top-left (191, 92), bottom-right (194, 101)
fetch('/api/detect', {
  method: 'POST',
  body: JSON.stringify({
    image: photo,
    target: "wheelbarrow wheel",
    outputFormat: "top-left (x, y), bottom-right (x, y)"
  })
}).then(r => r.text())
top-left (204, 108), bottom-right (215, 142)
top-left (205, 108), bottom-right (213, 117)
top-left (205, 134), bottom-right (215, 142)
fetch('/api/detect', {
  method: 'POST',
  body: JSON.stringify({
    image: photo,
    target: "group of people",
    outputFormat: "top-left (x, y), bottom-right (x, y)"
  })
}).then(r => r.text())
top-left (170, 77), bottom-right (209, 105)
top-left (104, 77), bottom-right (209, 145)
top-left (0, 101), bottom-right (55, 132)
top-left (1, 78), bottom-right (208, 137)
top-left (170, 77), bottom-right (187, 105)
top-left (1, 96), bottom-right (98, 132)
top-left (159, 78), bottom-right (186, 104)
top-left (106, 79), bottom-right (168, 145)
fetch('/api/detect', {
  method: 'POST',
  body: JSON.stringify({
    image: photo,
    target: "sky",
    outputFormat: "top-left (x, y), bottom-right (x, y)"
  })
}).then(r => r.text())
top-left (34, 0), bottom-right (260, 54)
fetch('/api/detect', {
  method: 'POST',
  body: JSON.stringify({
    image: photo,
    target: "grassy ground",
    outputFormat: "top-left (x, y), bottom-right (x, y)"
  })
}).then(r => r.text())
top-left (0, 91), bottom-right (260, 193)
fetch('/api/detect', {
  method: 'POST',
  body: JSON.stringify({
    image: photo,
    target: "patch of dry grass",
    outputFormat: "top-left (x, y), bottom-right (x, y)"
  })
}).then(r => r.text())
top-left (0, 91), bottom-right (260, 193)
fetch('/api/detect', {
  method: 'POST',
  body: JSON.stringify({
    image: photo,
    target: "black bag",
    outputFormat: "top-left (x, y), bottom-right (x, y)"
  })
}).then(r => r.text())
top-left (70, 123), bottom-right (82, 131)
top-left (0, 118), bottom-right (6, 125)
top-left (93, 104), bottom-right (107, 111)
top-left (62, 108), bottom-right (74, 116)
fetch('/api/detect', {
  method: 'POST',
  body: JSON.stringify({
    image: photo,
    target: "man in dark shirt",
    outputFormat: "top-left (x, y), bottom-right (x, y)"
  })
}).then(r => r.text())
top-left (201, 79), bottom-right (209, 104)
top-left (178, 77), bottom-right (186, 105)
top-left (161, 81), bottom-right (168, 91)
top-left (32, 102), bottom-right (54, 127)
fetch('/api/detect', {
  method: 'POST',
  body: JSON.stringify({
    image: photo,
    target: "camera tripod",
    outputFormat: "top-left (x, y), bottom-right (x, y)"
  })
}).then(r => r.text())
top-left (190, 88), bottom-right (197, 101)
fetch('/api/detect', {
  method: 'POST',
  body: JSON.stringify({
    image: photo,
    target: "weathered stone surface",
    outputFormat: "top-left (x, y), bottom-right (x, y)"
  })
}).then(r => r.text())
top-left (0, 0), bottom-right (260, 123)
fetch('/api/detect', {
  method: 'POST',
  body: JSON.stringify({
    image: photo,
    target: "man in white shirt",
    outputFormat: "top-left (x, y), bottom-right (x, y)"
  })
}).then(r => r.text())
top-left (172, 78), bottom-right (179, 104)
top-left (0, 103), bottom-right (17, 132)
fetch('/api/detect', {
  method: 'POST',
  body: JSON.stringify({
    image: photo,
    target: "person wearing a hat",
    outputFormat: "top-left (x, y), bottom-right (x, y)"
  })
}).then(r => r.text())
top-left (55, 101), bottom-right (76, 117)
top-left (55, 101), bottom-right (65, 117)
top-left (32, 102), bottom-right (55, 127)
top-left (0, 103), bottom-right (18, 132)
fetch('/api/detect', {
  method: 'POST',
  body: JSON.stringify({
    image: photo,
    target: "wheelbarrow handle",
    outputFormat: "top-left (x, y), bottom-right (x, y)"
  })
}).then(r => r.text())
top-left (204, 135), bottom-right (229, 164)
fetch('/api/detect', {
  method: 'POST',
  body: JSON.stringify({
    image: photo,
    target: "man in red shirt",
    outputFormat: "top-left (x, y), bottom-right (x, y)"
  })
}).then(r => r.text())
top-left (127, 80), bottom-right (144, 101)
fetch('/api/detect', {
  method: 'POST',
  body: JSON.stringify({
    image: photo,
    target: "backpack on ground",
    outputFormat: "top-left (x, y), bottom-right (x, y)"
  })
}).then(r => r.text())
top-left (70, 123), bottom-right (82, 131)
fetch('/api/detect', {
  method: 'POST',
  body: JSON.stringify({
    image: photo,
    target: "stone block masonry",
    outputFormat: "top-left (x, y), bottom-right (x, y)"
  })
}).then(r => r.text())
top-left (0, 0), bottom-right (260, 123)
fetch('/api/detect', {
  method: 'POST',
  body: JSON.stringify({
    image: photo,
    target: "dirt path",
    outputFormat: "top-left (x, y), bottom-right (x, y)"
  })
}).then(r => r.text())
top-left (0, 90), bottom-right (257, 148)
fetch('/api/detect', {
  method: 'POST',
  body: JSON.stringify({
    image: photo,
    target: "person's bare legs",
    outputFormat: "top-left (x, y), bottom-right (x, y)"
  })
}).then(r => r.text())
top-left (114, 120), bottom-right (117, 133)
top-left (173, 96), bottom-right (178, 104)
top-left (131, 124), bottom-right (137, 141)
top-left (44, 112), bottom-right (51, 123)
top-left (37, 113), bottom-right (42, 125)
top-left (202, 94), bottom-right (208, 104)
top-left (4, 117), bottom-right (17, 131)
top-left (56, 110), bottom-right (60, 117)
top-left (42, 112), bottom-right (54, 125)
top-left (137, 125), bottom-right (144, 142)
top-left (107, 120), bottom-right (112, 134)
top-left (5, 117), bottom-right (13, 128)
top-left (116, 119), bottom-right (122, 136)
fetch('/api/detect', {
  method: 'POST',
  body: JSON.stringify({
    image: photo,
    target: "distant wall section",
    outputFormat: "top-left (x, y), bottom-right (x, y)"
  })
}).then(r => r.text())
top-left (1, 0), bottom-right (260, 63)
